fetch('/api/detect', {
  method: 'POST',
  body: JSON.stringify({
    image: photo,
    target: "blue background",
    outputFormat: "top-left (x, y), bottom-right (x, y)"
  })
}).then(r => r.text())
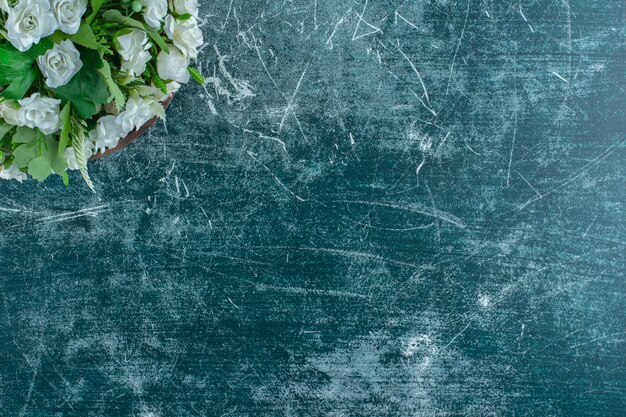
top-left (1, 1), bottom-right (624, 415)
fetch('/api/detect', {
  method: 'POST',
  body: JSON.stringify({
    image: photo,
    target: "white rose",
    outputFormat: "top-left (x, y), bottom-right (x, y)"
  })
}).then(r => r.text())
top-left (63, 142), bottom-right (94, 169)
top-left (115, 29), bottom-right (153, 77)
top-left (5, 0), bottom-right (58, 52)
top-left (17, 93), bottom-right (62, 135)
top-left (51, 0), bottom-right (87, 35)
top-left (116, 97), bottom-right (154, 133)
top-left (157, 46), bottom-right (190, 83)
top-left (172, 0), bottom-right (198, 17)
top-left (89, 115), bottom-right (125, 153)
top-left (37, 40), bottom-right (83, 88)
top-left (164, 15), bottom-right (203, 60)
top-left (0, 100), bottom-right (20, 125)
top-left (0, 164), bottom-right (28, 182)
top-left (141, 0), bottom-right (167, 28)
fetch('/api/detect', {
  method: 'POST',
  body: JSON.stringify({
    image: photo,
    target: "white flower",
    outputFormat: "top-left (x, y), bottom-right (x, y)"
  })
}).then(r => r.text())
top-left (37, 40), bottom-right (83, 88)
top-left (0, 164), bottom-right (28, 182)
top-left (171, 0), bottom-right (198, 17)
top-left (157, 46), bottom-right (190, 83)
top-left (62, 148), bottom-right (79, 170)
top-left (62, 143), bottom-right (94, 170)
top-left (115, 30), bottom-right (152, 77)
top-left (5, 0), bottom-right (58, 52)
top-left (164, 15), bottom-right (203, 60)
top-left (17, 93), bottom-right (62, 135)
top-left (0, 0), bottom-right (9, 12)
top-left (141, 0), bottom-right (167, 28)
top-left (116, 97), bottom-right (154, 133)
top-left (154, 81), bottom-right (180, 102)
top-left (89, 115), bottom-right (125, 153)
top-left (0, 100), bottom-right (20, 125)
top-left (51, 0), bottom-right (87, 35)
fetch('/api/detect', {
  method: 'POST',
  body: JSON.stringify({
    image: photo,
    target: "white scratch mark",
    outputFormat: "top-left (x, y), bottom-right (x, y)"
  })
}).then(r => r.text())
top-left (519, 6), bottom-right (534, 32)
top-left (506, 107), bottom-right (519, 187)
top-left (515, 170), bottom-right (542, 197)
top-left (326, 8), bottom-right (352, 50)
top-left (227, 297), bottom-right (241, 309)
top-left (256, 283), bottom-right (370, 300)
top-left (516, 139), bottom-right (625, 212)
top-left (569, 332), bottom-right (626, 349)
top-left (336, 200), bottom-right (467, 229)
top-left (582, 214), bottom-right (599, 237)
top-left (247, 151), bottom-right (305, 202)
top-left (279, 66), bottom-right (308, 133)
top-left (242, 128), bottom-right (288, 154)
top-left (415, 157), bottom-right (427, 185)
top-left (291, 247), bottom-right (418, 268)
top-left (352, 0), bottom-right (382, 41)
top-left (552, 71), bottom-right (569, 83)
top-left (395, 42), bottom-right (436, 115)
top-left (181, 179), bottom-right (190, 198)
top-left (444, 321), bottom-right (472, 349)
top-left (446, 0), bottom-right (471, 94)
top-left (394, 12), bottom-right (420, 31)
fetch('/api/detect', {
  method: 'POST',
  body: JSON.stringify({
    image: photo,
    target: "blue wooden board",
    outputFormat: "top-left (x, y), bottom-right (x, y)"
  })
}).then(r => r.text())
top-left (1, 1), bottom-right (624, 415)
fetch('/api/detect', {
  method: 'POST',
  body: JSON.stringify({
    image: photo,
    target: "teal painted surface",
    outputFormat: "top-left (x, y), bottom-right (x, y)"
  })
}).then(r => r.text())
top-left (1, 1), bottom-right (625, 416)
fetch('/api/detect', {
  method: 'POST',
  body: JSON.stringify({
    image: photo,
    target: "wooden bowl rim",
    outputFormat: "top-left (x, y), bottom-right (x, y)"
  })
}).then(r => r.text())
top-left (89, 95), bottom-right (174, 161)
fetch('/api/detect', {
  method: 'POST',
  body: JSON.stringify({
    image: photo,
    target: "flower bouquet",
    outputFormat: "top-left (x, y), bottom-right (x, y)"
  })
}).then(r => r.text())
top-left (0, 0), bottom-right (204, 189)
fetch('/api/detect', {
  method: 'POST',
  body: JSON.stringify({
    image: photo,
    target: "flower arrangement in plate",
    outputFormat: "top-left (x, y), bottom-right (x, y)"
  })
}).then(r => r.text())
top-left (0, 0), bottom-right (205, 189)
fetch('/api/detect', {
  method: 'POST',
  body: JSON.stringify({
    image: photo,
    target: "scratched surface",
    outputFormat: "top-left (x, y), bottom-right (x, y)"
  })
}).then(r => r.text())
top-left (1, 1), bottom-right (625, 416)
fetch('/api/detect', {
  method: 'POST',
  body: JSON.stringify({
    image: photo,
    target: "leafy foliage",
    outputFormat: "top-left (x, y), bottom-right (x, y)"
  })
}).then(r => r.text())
top-left (10, 128), bottom-right (67, 181)
top-left (56, 63), bottom-right (109, 119)
top-left (0, 44), bottom-right (39, 100)
top-left (0, 0), bottom-right (206, 189)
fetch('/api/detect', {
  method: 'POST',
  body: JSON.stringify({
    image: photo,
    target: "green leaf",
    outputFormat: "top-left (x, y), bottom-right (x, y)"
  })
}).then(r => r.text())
top-left (11, 127), bottom-right (39, 144)
top-left (11, 143), bottom-right (37, 168)
top-left (28, 156), bottom-right (52, 182)
top-left (25, 38), bottom-right (54, 59)
top-left (144, 26), bottom-right (169, 54)
top-left (71, 124), bottom-right (95, 192)
top-left (0, 43), bottom-right (37, 87)
top-left (78, 47), bottom-right (104, 69)
top-left (0, 44), bottom-right (34, 70)
top-left (86, 0), bottom-right (107, 24)
top-left (68, 22), bottom-right (99, 49)
top-left (148, 100), bottom-right (166, 121)
top-left (97, 60), bottom-right (125, 109)
top-left (152, 73), bottom-right (168, 95)
top-left (57, 103), bottom-right (71, 155)
top-left (62, 171), bottom-right (70, 186)
top-left (136, 85), bottom-right (160, 97)
top-left (1, 67), bottom-right (38, 100)
top-left (0, 68), bottom-right (16, 86)
top-left (188, 67), bottom-right (206, 85)
top-left (0, 122), bottom-right (13, 143)
top-left (44, 135), bottom-right (68, 175)
top-left (55, 67), bottom-right (109, 119)
top-left (48, 31), bottom-right (66, 44)
top-left (102, 10), bottom-right (144, 30)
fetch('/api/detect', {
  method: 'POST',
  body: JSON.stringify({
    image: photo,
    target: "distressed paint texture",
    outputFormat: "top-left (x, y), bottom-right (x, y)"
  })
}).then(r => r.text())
top-left (0, 1), bottom-right (625, 416)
